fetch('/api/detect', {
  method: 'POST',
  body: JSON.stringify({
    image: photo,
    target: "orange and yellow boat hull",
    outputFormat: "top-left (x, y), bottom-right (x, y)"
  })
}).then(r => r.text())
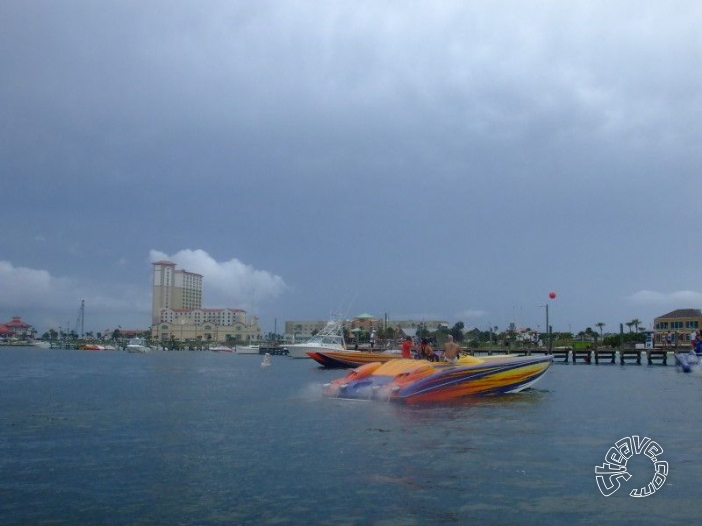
top-left (322, 354), bottom-right (552, 403)
top-left (307, 349), bottom-right (401, 368)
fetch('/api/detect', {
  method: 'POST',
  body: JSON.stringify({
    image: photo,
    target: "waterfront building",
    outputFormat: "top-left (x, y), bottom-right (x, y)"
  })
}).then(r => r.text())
top-left (152, 316), bottom-right (261, 345)
top-left (154, 307), bottom-right (261, 343)
top-left (283, 314), bottom-right (449, 343)
top-left (345, 314), bottom-right (449, 334)
top-left (385, 319), bottom-right (449, 332)
top-left (156, 307), bottom-right (248, 326)
top-left (284, 320), bottom-right (333, 341)
top-left (1, 316), bottom-right (35, 339)
top-left (151, 260), bottom-right (203, 326)
top-left (151, 261), bottom-right (261, 344)
top-left (348, 313), bottom-right (378, 333)
top-left (653, 308), bottom-right (702, 347)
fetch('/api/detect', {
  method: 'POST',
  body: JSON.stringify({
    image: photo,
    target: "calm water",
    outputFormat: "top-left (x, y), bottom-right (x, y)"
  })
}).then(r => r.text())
top-left (1, 347), bottom-right (700, 525)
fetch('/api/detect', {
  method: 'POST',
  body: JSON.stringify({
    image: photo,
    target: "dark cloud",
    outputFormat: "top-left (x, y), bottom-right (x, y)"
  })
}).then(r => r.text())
top-left (2, 1), bottom-right (701, 334)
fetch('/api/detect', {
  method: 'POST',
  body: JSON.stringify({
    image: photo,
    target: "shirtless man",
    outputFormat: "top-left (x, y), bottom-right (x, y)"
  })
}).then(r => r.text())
top-left (419, 339), bottom-right (436, 361)
top-left (443, 335), bottom-right (461, 363)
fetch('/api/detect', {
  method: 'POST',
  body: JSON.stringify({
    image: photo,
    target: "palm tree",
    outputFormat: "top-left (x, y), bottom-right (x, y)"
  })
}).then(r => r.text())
top-left (596, 322), bottom-right (605, 338)
top-left (630, 319), bottom-right (642, 332)
top-left (625, 322), bottom-right (634, 333)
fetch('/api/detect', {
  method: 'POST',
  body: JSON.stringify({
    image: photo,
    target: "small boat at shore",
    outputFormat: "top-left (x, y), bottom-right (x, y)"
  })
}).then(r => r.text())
top-left (82, 344), bottom-right (116, 351)
top-left (210, 345), bottom-right (234, 352)
top-left (307, 349), bottom-right (402, 368)
top-left (126, 338), bottom-right (150, 353)
top-left (236, 345), bottom-right (261, 355)
top-left (323, 354), bottom-right (553, 403)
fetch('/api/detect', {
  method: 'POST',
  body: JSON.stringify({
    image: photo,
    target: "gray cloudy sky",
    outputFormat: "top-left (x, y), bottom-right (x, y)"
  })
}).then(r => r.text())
top-left (2, 1), bottom-right (701, 336)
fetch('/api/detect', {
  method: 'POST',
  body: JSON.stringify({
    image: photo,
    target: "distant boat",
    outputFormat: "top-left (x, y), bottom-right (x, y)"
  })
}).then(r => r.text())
top-left (261, 353), bottom-right (272, 368)
top-left (236, 345), bottom-right (260, 355)
top-left (210, 345), bottom-right (234, 353)
top-left (31, 340), bottom-right (51, 349)
top-left (287, 318), bottom-right (346, 359)
top-left (307, 349), bottom-right (402, 368)
top-left (126, 338), bottom-right (150, 353)
top-left (82, 344), bottom-right (115, 351)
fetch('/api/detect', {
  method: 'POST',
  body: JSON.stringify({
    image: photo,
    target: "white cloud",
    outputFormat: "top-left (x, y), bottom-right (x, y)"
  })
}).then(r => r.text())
top-left (0, 260), bottom-right (72, 309)
top-left (628, 290), bottom-right (702, 306)
top-left (0, 260), bottom-right (151, 332)
top-left (148, 249), bottom-right (288, 311)
top-left (456, 309), bottom-right (488, 320)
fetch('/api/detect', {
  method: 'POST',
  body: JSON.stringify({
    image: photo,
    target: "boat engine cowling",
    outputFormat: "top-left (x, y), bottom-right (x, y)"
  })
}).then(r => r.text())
top-left (345, 361), bottom-right (383, 380)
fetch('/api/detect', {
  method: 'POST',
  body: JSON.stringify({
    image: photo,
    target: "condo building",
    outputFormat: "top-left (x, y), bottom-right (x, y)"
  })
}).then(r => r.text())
top-left (151, 260), bottom-right (261, 344)
top-left (151, 260), bottom-right (203, 325)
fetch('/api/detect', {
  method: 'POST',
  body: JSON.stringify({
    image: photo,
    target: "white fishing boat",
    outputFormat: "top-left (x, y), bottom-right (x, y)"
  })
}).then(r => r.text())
top-left (210, 345), bottom-right (234, 352)
top-left (287, 318), bottom-right (346, 359)
top-left (236, 344), bottom-right (260, 355)
top-left (126, 337), bottom-right (151, 353)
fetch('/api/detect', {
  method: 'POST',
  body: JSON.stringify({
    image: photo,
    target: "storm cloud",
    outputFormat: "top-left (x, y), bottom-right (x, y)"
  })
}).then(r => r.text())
top-left (2, 1), bottom-right (701, 334)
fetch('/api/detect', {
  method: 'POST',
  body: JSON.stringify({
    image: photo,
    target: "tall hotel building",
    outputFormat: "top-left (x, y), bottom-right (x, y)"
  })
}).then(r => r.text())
top-left (151, 260), bottom-right (261, 344)
top-left (151, 260), bottom-right (203, 326)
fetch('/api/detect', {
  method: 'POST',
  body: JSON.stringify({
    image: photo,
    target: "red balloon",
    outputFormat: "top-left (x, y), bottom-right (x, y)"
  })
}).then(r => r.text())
top-left (549, 291), bottom-right (556, 299)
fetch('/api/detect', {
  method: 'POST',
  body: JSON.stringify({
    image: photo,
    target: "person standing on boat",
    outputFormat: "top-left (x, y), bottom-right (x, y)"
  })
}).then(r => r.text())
top-left (695, 331), bottom-right (702, 355)
top-left (401, 336), bottom-right (413, 359)
top-left (443, 335), bottom-right (461, 364)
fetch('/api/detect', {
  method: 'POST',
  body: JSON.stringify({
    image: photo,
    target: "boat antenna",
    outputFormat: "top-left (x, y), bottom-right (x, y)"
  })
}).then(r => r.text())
top-left (343, 292), bottom-right (358, 320)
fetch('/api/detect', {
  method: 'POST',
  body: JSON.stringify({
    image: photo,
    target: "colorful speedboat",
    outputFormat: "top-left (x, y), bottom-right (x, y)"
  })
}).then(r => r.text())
top-left (307, 349), bottom-right (402, 368)
top-left (322, 354), bottom-right (553, 403)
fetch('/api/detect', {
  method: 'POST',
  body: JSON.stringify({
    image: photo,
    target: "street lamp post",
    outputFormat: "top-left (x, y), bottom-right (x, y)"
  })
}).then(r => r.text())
top-left (538, 304), bottom-right (551, 353)
top-left (546, 303), bottom-right (550, 353)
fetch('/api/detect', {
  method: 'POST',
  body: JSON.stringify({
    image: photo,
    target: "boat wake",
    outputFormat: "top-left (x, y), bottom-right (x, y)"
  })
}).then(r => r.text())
top-left (298, 382), bottom-right (327, 401)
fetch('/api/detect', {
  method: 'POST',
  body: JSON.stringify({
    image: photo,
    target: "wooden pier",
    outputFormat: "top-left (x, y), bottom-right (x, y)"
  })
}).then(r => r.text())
top-left (551, 347), bottom-right (570, 362)
top-left (646, 349), bottom-right (668, 365)
top-left (465, 346), bottom-right (670, 365)
top-left (594, 348), bottom-right (615, 364)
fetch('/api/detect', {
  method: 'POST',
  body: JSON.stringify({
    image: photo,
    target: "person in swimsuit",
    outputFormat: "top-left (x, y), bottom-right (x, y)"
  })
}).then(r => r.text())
top-left (442, 335), bottom-right (461, 363)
